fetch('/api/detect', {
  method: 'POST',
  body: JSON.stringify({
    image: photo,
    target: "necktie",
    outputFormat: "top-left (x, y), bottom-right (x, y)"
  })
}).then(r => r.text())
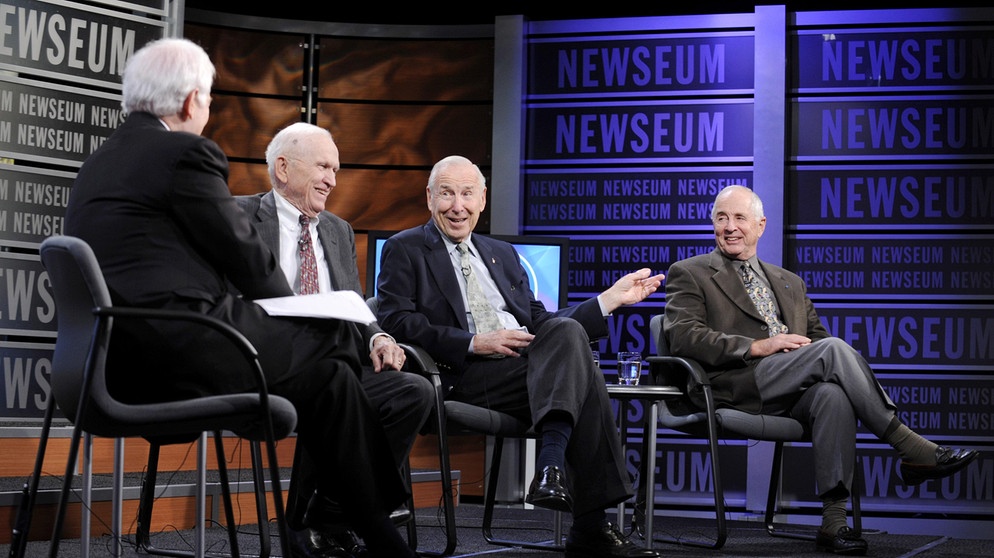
top-left (740, 262), bottom-right (787, 336)
top-left (298, 214), bottom-right (319, 295)
top-left (456, 243), bottom-right (502, 333)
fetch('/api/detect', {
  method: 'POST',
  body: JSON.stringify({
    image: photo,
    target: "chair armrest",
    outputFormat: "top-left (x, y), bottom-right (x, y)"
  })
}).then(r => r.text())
top-left (95, 306), bottom-right (269, 397)
top-left (647, 355), bottom-right (710, 387)
top-left (397, 342), bottom-right (442, 377)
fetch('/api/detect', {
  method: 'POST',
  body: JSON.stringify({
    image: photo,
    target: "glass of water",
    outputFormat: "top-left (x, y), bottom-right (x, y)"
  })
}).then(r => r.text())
top-left (617, 351), bottom-right (642, 385)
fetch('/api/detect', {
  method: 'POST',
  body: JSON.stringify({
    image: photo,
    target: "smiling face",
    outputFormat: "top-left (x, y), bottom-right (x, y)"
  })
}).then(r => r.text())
top-left (274, 133), bottom-right (339, 218)
top-left (712, 186), bottom-right (765, 261)
top-left (426, 160), bottom-right (486, 243)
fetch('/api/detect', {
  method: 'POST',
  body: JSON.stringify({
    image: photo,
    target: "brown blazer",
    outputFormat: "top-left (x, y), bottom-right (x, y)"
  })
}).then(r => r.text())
top-left (662, 248), bottom-right (829, 413)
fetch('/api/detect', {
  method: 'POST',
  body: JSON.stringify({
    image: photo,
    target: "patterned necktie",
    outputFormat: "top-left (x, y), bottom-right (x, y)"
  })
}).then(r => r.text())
top-left (740, 262), bottom-right (787, 336)
top-left (456, 243), bottom-right (502, 333)
top-left (297, 214), bottom-right (319, 295)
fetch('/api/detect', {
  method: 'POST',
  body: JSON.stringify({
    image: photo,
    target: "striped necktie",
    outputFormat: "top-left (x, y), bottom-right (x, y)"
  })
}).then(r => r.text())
top-left (298, 214), bottom-right (319, 295)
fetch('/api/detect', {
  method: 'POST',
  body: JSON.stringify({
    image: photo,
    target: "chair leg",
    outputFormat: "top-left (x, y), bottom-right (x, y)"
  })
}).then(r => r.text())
top-left (8, 397), bottom-right (58, 558)
top-left (135, 442), bottom-right (161, 552)
top-left (650, 394), bottom-right (726, 549)
top-left (482, 437), bottom-right (565, 552)
top-left (246, 440), bottom-right (276, 558)
top-left (136, 434), bottom-right (249, 558)
top-left (213, 433), bottom-right (241, 558)
top-left (260, 433), bottom-right (292, 558)
top-left (400, 460), bottom-right (418, 550)
top-left (765, 440), bottom-right (819, 541)
top-left (47, 421), bottom-right (87, 558)
top-left (417, 424), bottom-right (458, 555)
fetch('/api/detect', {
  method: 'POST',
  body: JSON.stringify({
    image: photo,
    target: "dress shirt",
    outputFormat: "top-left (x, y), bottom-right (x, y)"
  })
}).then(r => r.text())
top-left (273, 191), bottom-right (388, 351)
top-left (273, 191), bottom-right (333, 295)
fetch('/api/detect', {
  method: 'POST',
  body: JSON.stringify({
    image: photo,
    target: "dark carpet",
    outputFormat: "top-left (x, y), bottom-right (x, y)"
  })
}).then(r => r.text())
top-left (4, 502), bottom-right (993, 557)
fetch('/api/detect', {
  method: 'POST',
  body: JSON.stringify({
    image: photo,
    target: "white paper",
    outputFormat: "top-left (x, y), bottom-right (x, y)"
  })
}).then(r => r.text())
top-left (254, 291), bottom-right (375, 325)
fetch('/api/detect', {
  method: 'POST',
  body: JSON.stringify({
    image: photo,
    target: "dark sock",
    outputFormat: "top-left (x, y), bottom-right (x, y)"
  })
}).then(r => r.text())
top-left (884, 416), bottom-right (937, 465)
top-left (354, 515), bottom-right (415, 558)
top-left (570, 508), bottom-right (608, 534)
top-left (537, 414), bottom-right (572, 471)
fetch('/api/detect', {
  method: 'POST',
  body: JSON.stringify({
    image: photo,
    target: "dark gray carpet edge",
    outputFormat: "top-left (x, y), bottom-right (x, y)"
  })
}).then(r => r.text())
top-left (4, 503), bottom-right (994, 558)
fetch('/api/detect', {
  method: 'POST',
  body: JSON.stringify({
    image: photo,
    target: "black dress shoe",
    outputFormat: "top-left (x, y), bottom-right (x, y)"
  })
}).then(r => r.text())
top-left (390, 504), bottom-right (413, 526)
top-left (900, 446), bottom-right (979, 486)
top-left (525, 465), bottom-right (572, 512)
top-left (287, 525), bottom-right (363, 558)
top-left (565, 522), bottom-right (661, 558)
top-left (815, 526), bottom-right (868, 556)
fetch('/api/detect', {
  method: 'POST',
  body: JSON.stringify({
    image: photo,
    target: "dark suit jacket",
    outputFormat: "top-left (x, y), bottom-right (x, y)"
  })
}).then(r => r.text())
top-left (375, 221), bottom-right (606, 388)
top-left (662, 248), bottom-right (829, 413)
top-left (235, 191), bottom-right (387, 354)
top-left (64, 112), bottom-right (299, 398)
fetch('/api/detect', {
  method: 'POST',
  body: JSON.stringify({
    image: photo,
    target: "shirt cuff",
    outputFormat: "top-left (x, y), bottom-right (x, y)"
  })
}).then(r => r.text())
top-left (369, 332), bottom-right (393, 352)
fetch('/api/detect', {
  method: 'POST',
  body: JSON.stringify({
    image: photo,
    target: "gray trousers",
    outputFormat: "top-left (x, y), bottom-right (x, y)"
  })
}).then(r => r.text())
top-left (754, 337), bottom-right (897, 497)
top-left (450, 317), bottom-right (631, 517)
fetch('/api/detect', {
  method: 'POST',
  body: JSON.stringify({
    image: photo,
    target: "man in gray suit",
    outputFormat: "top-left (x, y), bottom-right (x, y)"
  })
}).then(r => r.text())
top-left (236, 122), bottom-right (433, 558)
top-left (663, 184), bottom-right (978, 556)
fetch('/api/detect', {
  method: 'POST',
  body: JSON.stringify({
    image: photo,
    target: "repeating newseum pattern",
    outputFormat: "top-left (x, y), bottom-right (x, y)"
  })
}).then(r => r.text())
top-left (521, 8), bottom-right (992, 518)
top-left (1, 0), bottom-right (166, 420)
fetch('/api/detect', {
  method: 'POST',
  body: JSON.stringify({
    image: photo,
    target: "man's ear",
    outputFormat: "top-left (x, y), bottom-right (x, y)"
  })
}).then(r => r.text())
top-left (180, 90), bottom-right (199, 120)
top-left (274, 156), bottom-right (291, 183)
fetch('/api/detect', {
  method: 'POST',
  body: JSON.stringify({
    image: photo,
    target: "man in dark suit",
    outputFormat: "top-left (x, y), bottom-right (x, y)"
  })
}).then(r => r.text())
top-left (375, 155), bottom-right (665, 558)
top-left (236, 122), bottom-right (433, 556)
top-left (663, 184), bottom-right (979, 556)
top-left (63, 38), bottom-right (415, 558)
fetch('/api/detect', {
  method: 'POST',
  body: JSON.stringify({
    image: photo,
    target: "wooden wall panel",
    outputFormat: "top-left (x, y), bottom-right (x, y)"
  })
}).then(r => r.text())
top-left (317, 37), bottom-right (494, 102)
top-left (186, 25), bottom-right (306, 96)
top-left (206, 96), bottom-right (303, 160)
top-left (316, 104), bottom-right (492, 167)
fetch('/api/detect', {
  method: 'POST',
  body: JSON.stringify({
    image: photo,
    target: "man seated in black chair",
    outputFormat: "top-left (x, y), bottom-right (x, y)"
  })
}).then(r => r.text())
top-left (375, 155), bottom-right (666, 558)
top-left (662, 184), bottom-right (979, 556)
top-left (64, 37), bottom-right (415, 558)
top-left (236, 122), bottom-right (434, 557)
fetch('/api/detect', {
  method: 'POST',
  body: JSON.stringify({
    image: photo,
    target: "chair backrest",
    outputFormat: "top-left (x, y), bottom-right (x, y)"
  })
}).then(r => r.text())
top-left (649, 313), bottom-right (806, 441)
top-left (40, 235), bottom-right (115, 431)
top-left (40, 235), bottom-right (297, 440)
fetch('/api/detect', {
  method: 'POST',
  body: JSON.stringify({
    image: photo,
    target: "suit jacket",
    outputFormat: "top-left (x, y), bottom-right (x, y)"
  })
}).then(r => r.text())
top-left (235, 191), bottom-right (387, 354)
top-left (66, 112), bottom-right (291, 307)
top-left (375, 221), bottom-right (606, 388)
top-left (64, 112), bottom-right (300, 398)
top-left (662, 248), bottom-right (829, 413)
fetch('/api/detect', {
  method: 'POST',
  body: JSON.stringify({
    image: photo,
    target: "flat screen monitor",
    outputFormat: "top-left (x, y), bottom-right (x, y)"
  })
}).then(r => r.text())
top-left (365, 230), bottom-right (569, 311)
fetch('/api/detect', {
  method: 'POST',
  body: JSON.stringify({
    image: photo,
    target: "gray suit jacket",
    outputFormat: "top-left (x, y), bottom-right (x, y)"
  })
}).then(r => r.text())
top-left (662, 248), bottom-right (829, 413)
top-left (235, 191), bottom-right (387, 354)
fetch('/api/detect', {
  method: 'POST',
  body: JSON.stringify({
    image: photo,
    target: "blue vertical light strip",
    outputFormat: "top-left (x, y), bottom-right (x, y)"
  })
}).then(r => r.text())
top-left (747, 3), bottom-right (788, 517)
top-left (491, 15), bottom-right (525, 235)
top-left (753, 5), bottom-right (787, 267)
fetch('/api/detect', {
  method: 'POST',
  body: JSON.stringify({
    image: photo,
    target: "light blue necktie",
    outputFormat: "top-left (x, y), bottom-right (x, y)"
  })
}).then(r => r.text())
top-left (456, 243), bottom-right (502, 333)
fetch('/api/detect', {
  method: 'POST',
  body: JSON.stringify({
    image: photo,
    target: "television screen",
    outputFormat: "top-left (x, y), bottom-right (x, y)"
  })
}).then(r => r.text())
top-left (366, 231), bottom-right (569, 311)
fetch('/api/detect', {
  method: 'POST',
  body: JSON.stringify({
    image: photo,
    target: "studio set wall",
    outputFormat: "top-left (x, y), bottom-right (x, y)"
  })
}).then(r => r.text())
top-left (0, 0), bottom-right (991, 540)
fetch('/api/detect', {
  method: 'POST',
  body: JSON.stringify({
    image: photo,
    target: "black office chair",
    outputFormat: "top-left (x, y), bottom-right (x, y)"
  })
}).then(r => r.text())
top-left (366, 298), bottom-right (565, 557)
top-left (10, 235), bottom-right (298, 558)
top-left (632, 314), bottom-right (862, 549)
